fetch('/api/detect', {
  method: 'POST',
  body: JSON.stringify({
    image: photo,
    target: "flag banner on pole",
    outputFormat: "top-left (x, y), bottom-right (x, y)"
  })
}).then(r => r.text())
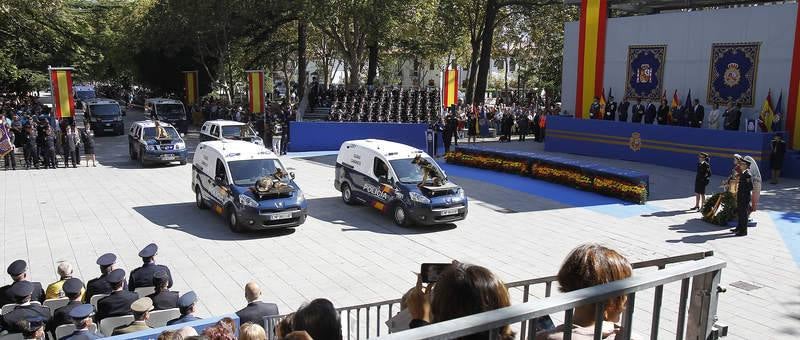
top-left (246, 70), bottom-right (266, 114)
top-left (442, 69), bottom-right (458, 108)
top-left (598, 88), bottom-right (606, 119)
top-left (0, 125), bottom-right (12, 158)
top-left (669, 89), bottom-right (680, 124)
top-left (774, 91), bottom-right (784, 132)
top-left (575, 0), bottom-right (608, 119)
top-left (183, 71), bottom-right (199, 106)
top-left (49, 67), bottom-right (75, 119)
top-left (759, 90), bottom-right (774, 132)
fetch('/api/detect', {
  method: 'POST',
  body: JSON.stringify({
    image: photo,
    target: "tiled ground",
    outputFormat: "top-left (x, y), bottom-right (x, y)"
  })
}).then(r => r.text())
top-left (1, 110), bottom-right (798, 339)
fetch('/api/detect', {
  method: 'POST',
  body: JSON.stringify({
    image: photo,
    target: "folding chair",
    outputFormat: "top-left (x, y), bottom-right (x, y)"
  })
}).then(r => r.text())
top-left (99, 315), bottom-right (134, 336)
top-left (43, 298), bottom-right (70, 316)
top-left (146, 308), bottom-right (181, 328)
top-left (134, 287), bottom-right (155, 299)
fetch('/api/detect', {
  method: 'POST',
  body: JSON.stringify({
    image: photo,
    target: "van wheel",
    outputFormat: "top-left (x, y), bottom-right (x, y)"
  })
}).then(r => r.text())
top-left (139, 151), bottom-right (147, 168)
top-left (226, 206), bottom-right (243, 233)
top-left (393, 204), bottom-right (411, 227)
top-left (341, 183), bottom-right (356, 205)
top-left (180, 160), bottom-right (187, 165)
top-left (129, 145), bottom-right (136, 160)
top-left (195, 186), bottom-right (208, 209)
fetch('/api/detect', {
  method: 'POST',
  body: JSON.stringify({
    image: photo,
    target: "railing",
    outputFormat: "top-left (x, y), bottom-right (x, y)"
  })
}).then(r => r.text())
top-left (264, 251), bottom-right (716, 340)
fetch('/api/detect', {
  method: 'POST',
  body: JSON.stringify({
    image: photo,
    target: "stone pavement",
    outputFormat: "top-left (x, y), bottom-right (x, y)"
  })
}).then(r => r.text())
top-left (1, 111), bottom-right (798, 339)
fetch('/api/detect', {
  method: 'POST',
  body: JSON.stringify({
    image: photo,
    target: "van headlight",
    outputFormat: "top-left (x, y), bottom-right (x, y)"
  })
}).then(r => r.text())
top-left (409, 192), bottom-right (430, 204)
top-left (454, 188), bottom-right (465, 201)
top-left (238, 194), bottom-right (259, 208)
top-left (146, 145), bottom-right (158, 151)
top-left (297, 192), bottom-right (305, 204)
top-left (175, 142), bottom-right (186, 150)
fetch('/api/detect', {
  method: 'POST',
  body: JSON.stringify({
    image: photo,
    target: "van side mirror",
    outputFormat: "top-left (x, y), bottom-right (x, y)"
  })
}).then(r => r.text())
top-left (378, 176), bottom-right (390, 185)
top-left (214, 176), bottom-right (225, 186)
top-left (290, 172), bottom-right (296, 179)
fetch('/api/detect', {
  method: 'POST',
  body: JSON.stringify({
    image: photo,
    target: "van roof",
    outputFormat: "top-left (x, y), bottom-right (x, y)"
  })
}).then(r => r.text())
top-left (145, 98), bottom-right (183, 105)
top-left (201, 140), bottom-right (277, 162)
top-left (204, 120), bottom-right (245, 127)
top-left (343, 139), bottom-right (426, 161)
top-left (84, 98), bottom-right (120, 105)
top-left (132, 120), bottom-right (176, 128)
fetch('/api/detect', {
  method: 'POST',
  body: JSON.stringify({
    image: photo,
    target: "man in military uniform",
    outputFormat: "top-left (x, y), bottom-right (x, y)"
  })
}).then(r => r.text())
top-left (95, 269), bottom-right (138, 322)
top-left (1, 260), bottom-right (46, 306)
top-left (84, 253), bottom-right (126, 303)
top-left (167, 291), bottom-right (201, 326)
top-left (631, 99), bottom-right (644, 123)
top-left (731, 157), bottom-right (753, 237)
top-left (43, 126), bottom-right (57, 169)
top-left (129, 243), bottom-right (173, 292)
top-left (0, 281), bottom-right (51, 333)
top-left (111, 298), bottom-right (153, 335)
top-left (588, 97), bottom-right (600, 119)
top-left (146, 270), bottom-right (178, 310)
top-left (604, 96), bottom-right (617, 121)
top-left (59, 304), bottom-right (100, 340)
top-left (47, 278), bottom-right (84, 337)
top-left (17, 316), bottom-right (47, 340)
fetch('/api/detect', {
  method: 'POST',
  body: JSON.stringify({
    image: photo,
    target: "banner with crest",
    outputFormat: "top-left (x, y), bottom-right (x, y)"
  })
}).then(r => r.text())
top-left (707, 42), bottom-right (761, 107)
top-left (624, 45), bottom-right (667, 101)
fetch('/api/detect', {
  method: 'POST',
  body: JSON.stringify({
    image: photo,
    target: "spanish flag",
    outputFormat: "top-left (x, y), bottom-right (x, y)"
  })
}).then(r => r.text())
top-left (49, 67), bottom-right (75, 119)
top-left (598, 88), bottom-right (606, 119)
top-left (442, 69), bottom-right (458, 108)
top-left (670, 89), bottom-right (680, 124)
top-left (247, 70), bottom-right (266, 114)
top-left (183, 71), bottom-right (199, 106)
top-left (575, 0), bottom-right (608, 119)
top-left (759, 89), bottom-right (774, 132)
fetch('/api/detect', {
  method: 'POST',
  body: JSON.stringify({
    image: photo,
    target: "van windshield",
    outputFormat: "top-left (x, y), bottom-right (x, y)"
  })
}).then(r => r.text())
top-left (228, 159), bottom-right (287, 187)
top-left (89, 104), bottom-right (120, 116)
top-left (155, 104), bottom-right (185, 118)
top-left (221, 125), bottom-right (256, 139)
top-left (389, 156), bottom-right (442, 184)
top-left (142, 126), bottom-right (180, 140)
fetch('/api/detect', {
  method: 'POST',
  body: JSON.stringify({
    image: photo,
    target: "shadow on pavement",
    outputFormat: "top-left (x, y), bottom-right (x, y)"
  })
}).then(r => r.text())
top-left (306, 197), bottom-right (457, 235)
top-left (665, 218), bottom-right (740, 243)
top-left (133, 202), bottom-right (296, 240)
top-left (641, 209), bottom-right (695, 218)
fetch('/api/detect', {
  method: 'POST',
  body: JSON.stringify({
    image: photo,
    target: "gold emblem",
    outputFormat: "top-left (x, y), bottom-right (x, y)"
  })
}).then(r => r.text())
top-left (724, 63), bottom-right (741, 87)
top-left (629, 132), bottom-right (642, 152)
top-left (637, 64), bottom-right (652, 84)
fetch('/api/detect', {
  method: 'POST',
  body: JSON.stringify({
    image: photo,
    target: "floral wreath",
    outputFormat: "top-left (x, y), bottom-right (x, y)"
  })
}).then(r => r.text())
top-left (701, 191), bottom-right (737, 226)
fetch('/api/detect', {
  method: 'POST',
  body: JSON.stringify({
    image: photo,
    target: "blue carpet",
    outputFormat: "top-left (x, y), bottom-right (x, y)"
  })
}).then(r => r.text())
top-left (768, 211), bottom-right (800, 267)
top-left (440, 163), bottom-right (661, 219)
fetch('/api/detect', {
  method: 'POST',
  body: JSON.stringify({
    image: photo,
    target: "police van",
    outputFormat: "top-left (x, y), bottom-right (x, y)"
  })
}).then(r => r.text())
top-left (200, 120), bottom-right (264, 146)
top-left (144, 98), bottom-right (188, 134)
top-left (335, 139), bottom-right (468, 226)
top-left (128, 120), bottom-right (188, 167)
top-left (84, 98), bottom-right (125, 135)
top-left (192, 140), bottom-right (307, 232)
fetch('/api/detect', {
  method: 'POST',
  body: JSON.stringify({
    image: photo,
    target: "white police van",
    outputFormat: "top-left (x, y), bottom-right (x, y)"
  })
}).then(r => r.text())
top-left (144, 98), bottom-right (188, 134)
top-left (84, 98), bottom-right (125, 135)
top-left (200, 120), bottom-right (264, 146)
top-left (128, 120), bottom-right (188, 167)
top-left (335, 139), bottom-right (468, 226)
top-left (192, 140), bottom-right (308, 232)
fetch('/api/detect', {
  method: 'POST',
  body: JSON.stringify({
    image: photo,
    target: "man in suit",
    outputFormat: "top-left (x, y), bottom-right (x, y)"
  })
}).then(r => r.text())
top-left (618, 100), bottom-right (630, 122)
top-left (60, 304), bottom-right (100, 340)
top-left (146, 270), bottom-right (178, 310)
top-left (0, 281), bottom-right (51, 333)
top-left (236, 282), bottom-right (279, 326)
top-left (723, 102), bottom-right (742, 131)
top-left (644, 100), bottom-right (657, 124)
top-left (85, 253), bottom-right (126, 303)
top-left (631, 99), bottom-right (644, 123)
top-left (167, 291), bottom-right (201, 326)
top-left (47, 278), bottom-right (84, 337)
top-left (1, 260), bottom-right (46, 307)
top-left (111, 298), bottom-right (153, 335)
top-left (95, 269), bottom-right (138, 322)
top-left (129, 243), bottom-right (173, 292)
top-left (604, 96), bottom-right (617, 121)
top-left (689, 99), bottom-right (704, 128)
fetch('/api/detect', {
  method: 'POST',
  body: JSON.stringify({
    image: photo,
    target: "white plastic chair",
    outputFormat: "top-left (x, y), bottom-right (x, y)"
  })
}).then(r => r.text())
top-left (89, 294), bottom-right (108, 311)
top-left (0, 332), bottom-right (23, 340)
top-left (0, 304), bottom-right (17, 315)
top-left (99, 315), bottom-right (134, 336)
top-left (43, 298), bottom-right (70, 316)
top-left (146, 308), bottom-right (181, 328)
top-left (55, 324), bottom-right (98, 340)
top-left (134, 287), bottom-right (155, 298)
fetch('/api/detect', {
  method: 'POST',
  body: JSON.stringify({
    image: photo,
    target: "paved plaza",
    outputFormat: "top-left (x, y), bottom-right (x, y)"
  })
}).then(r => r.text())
top-left (1, 111), bottom-right (799, 339)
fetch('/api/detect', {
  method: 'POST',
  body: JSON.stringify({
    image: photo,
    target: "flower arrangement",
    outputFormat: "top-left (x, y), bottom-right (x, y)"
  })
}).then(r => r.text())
top-left (592, 176), bottom-right (648, 204)
top-left (531, 163), bottom-right (593, 190)
top-left (701, 191), bottom-right (737, 226)
top-left (445, 152), bottom-right (528, 175)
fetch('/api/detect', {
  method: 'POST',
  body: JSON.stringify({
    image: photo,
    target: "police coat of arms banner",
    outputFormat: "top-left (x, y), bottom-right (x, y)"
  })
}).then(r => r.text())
top-left (624, 45), bottom-right (667, 101)
top-left (707, 42), bottom-right (761, 107)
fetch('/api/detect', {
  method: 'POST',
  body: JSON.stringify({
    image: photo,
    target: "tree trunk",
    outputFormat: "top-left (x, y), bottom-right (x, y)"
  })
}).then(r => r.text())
top-left (366, 43), bottom-right (379, 87)
top-left (465, 40), bottom-right (481, 105)
top-left (297, 19), bottom-right (308, 100)
top-left (504, 58), bottom-right (509, 90)
top-left (348, 56), bottom-right (360, 88)
top-left (473, 0), bottom-right (499, 105)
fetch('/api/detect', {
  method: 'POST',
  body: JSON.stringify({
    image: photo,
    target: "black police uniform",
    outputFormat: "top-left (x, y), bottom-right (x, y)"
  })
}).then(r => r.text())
top-left (24, 129), bottom-right (39, 169)
top-left (735, 170), bottom-right (753, 236)
top-left (147, 290), bottom-right (179, 311)
top-left (44, 132), bottom-right (57, 168)
top-left (95, 290), bottom-right (138, 322)
top-left (129, 263), bottom-right (173, 292)
top-left (0, 281), bottom-right (45, 307)
top-left (0, 303), bottom-right (51, 333)
top-left (605, 101), bottom-right (617, 120)
top-left (46, 300), bottom-right (81, 335)
top-left (84, 275), bottom-right (127, 303)
top-left (694, 161), bottom-right (711, 195)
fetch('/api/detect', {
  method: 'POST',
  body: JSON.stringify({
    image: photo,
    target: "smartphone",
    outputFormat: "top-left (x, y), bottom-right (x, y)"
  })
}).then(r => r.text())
top-left (420, 263), bottom-right (451, 283)
top-left (531, 315), bottom-right (555, 333)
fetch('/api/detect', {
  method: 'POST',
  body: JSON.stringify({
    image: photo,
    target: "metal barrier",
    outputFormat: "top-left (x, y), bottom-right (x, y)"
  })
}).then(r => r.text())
top-left (265, 251), bottom-right (716, 340)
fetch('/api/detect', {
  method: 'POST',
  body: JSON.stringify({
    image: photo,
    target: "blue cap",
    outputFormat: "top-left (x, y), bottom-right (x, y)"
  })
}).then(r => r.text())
top-left (24, 316), bottom-right (47, 331)
top-left (96, 253), bottom-right (117, 266)
top-left (7, 259), bottom-right (26, 276)
top-left (10, 281), bottom-right (33, 297)
top-left (106, 268), bottom-right (126, 284)
top-left (63, 278), bottom-right (83, 295)
top-left (138, 243), bottom-right (158, 258)
top-left (177, 291), bottom-right (197, 308)
top-left (68, 304), bottom-right (95, 320)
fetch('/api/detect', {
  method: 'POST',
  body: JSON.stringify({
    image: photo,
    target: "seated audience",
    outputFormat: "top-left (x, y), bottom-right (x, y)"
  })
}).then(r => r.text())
top-left (85, 253), bottom-right (125, 303)
top-left (129, 243), bottom-right (173, 292)
top-left (158, 329), bottom-right (183, 340)
top-left (112, 297), bottom-right (154, 335)
top-left (236, 281), bottom-right (279, 326)
top-left (167, 291), bottom-right (201, 325)
top-left (61, 304), bottom-right (100, 340)
top-left (201, 319), bottom-right (235, 340)
top-left (16, 317), bottom-right (46, 340)
top-left (1, 260), bottom-right (46, 306)
top-left (293, 298), bottom-right (342, 340)
top-left (96, 269), bottom-right (139, 322)
top-left (147, 269), bottom-right (178, 310)
top-left (535, 243), bottom-right (633, 340)
top-left (0, 281), bottom-right (51, 333)
top-left (239, 322), bottom-right (267, 340)
top-left (274, 313), bottom-right (295, 339)
top-left (47, 278), bottom-right (84, 336)
top-left (177, 326), bottom-right (198, 338)
top-left (46, 261), bottom-right (83, 300)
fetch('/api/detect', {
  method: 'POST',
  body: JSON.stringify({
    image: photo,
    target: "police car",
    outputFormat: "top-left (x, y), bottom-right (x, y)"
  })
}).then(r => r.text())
top-left (335, 139), bottom-right (468, 227)
top-left (144, 98), bottom-right (188, 133)
top-left (84, 98), bottom-right (125, 135)
top-left (128, 120), bottom-right (188, 167)
top-left (200, 120), bottom-right (264, 146)
top-left (192, 140), bottom-right (307, 232)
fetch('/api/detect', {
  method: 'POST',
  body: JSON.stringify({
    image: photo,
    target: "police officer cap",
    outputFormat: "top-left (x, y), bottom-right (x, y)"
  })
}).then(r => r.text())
top-left (24, 316), bottom-right (47, 331)
top-left (10, 281), bottom-right (33, 297)
top-left (68, 304), bottom-right (95, 320)
top-left (63, 278), bottom-right (83, 295)
top-left (739, 157), bottom-right (752, 166)
top-left (138, 243), bottom-right (158, 258)
top-left (7, 259), bottom-right (27, 276)
top-left (153, 269), bottom-right (168, 285)
top-left (96, 253), bottom-right (117, 266)
top-left (106, 268), bottom-right (126, 284)
top-left (178, 291), bottom-right (197, 308)
top-left (131, 297), bottom-right (154, 313)
top-left (698, 152), bottom-right (709, 158)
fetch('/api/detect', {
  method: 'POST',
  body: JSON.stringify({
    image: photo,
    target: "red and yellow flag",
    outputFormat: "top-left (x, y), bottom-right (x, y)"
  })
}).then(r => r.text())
top-left (788, 7), bottom-right (800, 148)
top-left (575, 0), bottom-right (608, 119)
top-left (247, 70), bottom-right (266, 114)
top-left (442, 69), bottom-right (459, 108)
top-left (184, 71), bottom-right (199, 106)
top-left (49, 67), bottom-right (75, 119)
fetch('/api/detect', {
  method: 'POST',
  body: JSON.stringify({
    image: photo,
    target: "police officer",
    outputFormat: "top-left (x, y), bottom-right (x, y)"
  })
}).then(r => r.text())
top-left (84, 253), bottom-right (126, 303)
top-left (0, 281), bottom-right (51, 333)
top-left (605, 96), bottom-right (617, 121)
top-left (167, 291), bottom-right (201, 325)
top-left (43, 126), bottom-right (57, 169)
top-left (731, 157), bottom-right (753, 237)
top-left (1, 260), bottom-right (46, 306)
top-left (2, 119), bottom-right (16, 170)
top-left (18, 316), bottom-right (47, 340)
top-left (23, 124), bottom-right (39, 169)
top-left (47, 278), bottom-right (84, 337)
top-left (589, 97), bottom-right (600, 119)
top-left (59, 304), bottom-right (100, 340)
top-left (129, 243), bottom-right (173, 292)
top-left (95, 269), bottom-right (138, 322)
top-left (146, 270), bottom-right (178, 310)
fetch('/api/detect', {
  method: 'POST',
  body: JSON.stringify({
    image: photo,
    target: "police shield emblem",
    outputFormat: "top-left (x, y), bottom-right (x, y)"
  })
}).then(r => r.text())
top-left (724, 63), bottom-right (741, 87)
top-left (629, 132), bottom-right (642, 152)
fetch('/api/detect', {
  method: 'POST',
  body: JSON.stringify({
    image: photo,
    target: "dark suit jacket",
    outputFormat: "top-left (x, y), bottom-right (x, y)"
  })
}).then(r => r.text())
top-left (724, 109), bottom-right (742, 131)
top-left (59, 329), bottom-right (102, 340)
top-left (618, 101), bottom-right (630, 122)
top-left (84, 274), bottom-right (127, 303)
top-left (129, 263), bottom-right (173, 291)
top-left (0, 281), bottom-right (45, 307)
top-left (147, 290), bottom-right (178, 310)
top-left (96, 290), bottom-right (139, 321)
top-left (236, 301), bottom-right (280, 326)
top-left (166, 314), bottom-right (200, 326)
top-left (0, 303), bottom-right (51, 333)
top-left (47, 300), bottom-right (82, 335)
top-left (644, 104), bottom-right (657, 124)
top-left (632, 104), bottom-right (645, 123)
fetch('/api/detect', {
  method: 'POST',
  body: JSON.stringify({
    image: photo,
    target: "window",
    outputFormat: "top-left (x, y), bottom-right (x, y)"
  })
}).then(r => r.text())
top-left (494, 60), bottom-right (504, 70)
top-left (215, 159), bottom-right (228, 185)
top-left (373, 158), bottom-right (389, 180)
top-left (210, 125), bottom-right (219, 138)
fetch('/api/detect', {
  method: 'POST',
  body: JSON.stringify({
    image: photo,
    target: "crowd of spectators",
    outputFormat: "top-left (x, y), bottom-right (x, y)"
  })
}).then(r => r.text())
top-left (316, 85), bottom-right (441, 124)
